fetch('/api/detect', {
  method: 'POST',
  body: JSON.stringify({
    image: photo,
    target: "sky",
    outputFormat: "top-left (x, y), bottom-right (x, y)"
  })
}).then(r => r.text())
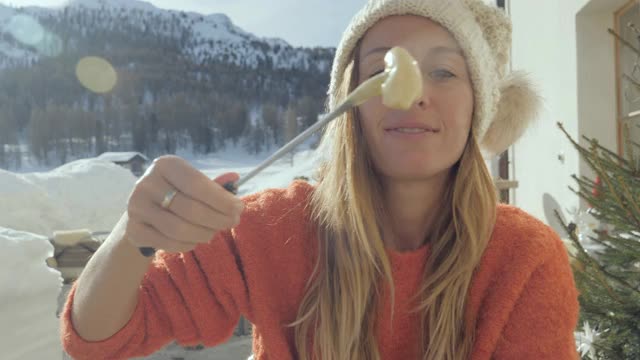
top-left (0, 0), bottom-right (366, 47)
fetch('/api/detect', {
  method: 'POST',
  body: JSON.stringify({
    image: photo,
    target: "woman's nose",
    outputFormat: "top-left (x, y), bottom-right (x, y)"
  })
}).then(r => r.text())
top-left (414, 92), bottom-right (430, 110)
top-left (411, 75), bottom-right (432, 110)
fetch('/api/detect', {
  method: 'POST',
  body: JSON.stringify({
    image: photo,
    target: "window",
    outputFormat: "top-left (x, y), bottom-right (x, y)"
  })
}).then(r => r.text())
top-left (616, 0), bottom-right (640, 159)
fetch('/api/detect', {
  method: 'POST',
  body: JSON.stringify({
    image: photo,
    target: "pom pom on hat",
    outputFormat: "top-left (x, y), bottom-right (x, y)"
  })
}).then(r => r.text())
top-left (480, 71), bottom-right (543, 155)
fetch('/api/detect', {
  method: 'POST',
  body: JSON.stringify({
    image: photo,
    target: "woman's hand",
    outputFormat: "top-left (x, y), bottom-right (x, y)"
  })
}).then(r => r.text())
top-left (124, 155), bottom-right (244, 254)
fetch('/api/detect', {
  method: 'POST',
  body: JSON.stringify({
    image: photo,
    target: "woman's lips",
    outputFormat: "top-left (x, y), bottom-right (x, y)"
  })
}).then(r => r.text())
top-left (383, 120), bottom-right (440, 132)
top-left (384, 128), bottom-right (440, 141)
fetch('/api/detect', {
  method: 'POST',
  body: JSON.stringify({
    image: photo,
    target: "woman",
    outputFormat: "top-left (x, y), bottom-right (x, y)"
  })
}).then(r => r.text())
top-left (61, 0), bottom-right (580, 359)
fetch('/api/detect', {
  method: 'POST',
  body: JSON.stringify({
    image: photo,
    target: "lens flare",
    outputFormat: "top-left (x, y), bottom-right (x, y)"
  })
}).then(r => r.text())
top-left (7, 14), bottom-right (44, 46)
top-left (6, 14), bottom-right (63, 57)
top-left (75, 56), bottom-right (118, 94)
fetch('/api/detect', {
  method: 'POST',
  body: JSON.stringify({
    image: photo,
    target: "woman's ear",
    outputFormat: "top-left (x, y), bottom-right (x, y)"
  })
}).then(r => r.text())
top-left (480, 71), bottom-right (542, 156)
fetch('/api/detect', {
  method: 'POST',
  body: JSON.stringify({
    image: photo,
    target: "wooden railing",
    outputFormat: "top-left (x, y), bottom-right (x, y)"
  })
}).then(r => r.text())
top-left (494, 178), bottom-right (518, 204)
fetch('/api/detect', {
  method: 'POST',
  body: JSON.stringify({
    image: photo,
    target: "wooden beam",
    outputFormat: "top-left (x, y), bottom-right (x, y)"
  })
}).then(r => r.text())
top-left (495, 179), bottom-right (519, 190)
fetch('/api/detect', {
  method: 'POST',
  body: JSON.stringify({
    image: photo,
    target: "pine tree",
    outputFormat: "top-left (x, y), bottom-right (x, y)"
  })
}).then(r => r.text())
top-left (0, 108), bottom-right (9, 169)
top-left (261, 103), bottom-right (280, 146)
top-left (296, 95), bottom-right (322, 130)
top-left (555, 121), bottom-right (640, 359)
top-left (242, 123), bottom-right (266, 155)
top-left (28, 107), bottom-right (51, 164)
top-left (284, 106), bottom-right (299, 165)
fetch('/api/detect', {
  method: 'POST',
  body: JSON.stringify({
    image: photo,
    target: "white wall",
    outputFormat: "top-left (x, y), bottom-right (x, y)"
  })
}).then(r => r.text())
top-left (507, 0), bottom-right (626, 232)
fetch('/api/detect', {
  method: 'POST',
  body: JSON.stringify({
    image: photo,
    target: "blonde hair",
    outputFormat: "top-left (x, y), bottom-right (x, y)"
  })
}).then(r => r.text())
top-left (290, 43), bottom-right (497, 360)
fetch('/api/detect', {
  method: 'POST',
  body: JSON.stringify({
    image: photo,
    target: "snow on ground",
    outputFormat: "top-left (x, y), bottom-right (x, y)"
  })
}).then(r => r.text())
top-left (0, 158), bottom-right (137, 236)
top-left (0, 168), bottom-right (70, 236)
top-left (23, 159), bottom-right (137, 233)
top-left (0, 227), bottom-right (64, 360)
top-left (181, 148), bottom-right (319, 196)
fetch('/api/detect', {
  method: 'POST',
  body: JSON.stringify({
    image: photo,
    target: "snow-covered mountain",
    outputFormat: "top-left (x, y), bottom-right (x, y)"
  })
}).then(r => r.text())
top-left (0, 0), bottom-right (334, 71)
top-left (0, 0), bottom-right (331, 171)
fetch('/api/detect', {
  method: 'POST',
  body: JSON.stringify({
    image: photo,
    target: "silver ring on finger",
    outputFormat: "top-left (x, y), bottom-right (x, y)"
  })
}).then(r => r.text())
top-left (161, 188), bottom-right (178, 209)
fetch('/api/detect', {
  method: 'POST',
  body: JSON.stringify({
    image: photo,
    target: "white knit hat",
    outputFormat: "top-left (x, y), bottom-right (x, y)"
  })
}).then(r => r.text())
top-left (328, 0), bottom-right (541, 156)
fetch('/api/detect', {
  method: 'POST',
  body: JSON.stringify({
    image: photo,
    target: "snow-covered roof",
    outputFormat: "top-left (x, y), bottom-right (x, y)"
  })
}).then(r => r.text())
top-left (97, 152), bottom-right (149, 163)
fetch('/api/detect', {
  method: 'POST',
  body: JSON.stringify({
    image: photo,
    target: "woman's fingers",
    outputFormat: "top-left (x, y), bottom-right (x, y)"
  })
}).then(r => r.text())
top-left (125, 155), bottom-right (245, 253)
top-left (125, 219), bottom-right (196, 254)
top-left (144, 174), bottom-right (241, 231)
top-left (128, 199), bottom-right (216, 246)
top-left (154, 156), bottom-right (243, 215)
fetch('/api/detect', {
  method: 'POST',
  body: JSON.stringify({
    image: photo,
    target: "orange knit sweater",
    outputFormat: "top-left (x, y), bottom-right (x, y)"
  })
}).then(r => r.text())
top-left (61, 180), bottom-right (580, 359)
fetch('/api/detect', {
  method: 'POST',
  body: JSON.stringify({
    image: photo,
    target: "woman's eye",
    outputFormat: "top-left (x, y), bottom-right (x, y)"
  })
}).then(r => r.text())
top-left (430, 69), bottom-right (456, 80)
top-left (367, 68), bottom-right (454, 80)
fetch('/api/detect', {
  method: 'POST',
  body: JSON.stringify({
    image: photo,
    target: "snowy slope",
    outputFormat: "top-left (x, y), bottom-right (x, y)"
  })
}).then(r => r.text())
top-left (183, 148), bottom-right (319, 196)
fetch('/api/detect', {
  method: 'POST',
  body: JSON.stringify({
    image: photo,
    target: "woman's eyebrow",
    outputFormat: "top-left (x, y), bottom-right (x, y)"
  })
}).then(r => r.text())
top-left (363, 45), bottom-right (464, 59)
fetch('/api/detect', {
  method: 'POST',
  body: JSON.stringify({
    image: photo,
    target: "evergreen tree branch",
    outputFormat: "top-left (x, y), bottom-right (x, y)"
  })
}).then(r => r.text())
top-left (574, 225), bottom-right (640, 298)
top-left (555, 209), bottom-right (628, 302)
top-left (617, 176), bottom-right (640, 220)
top-left (581, 134), bottom-right (630, 167)
top-left (623, 73), bottom-right (640, 91)
top-left (591, 149), bottom-right (640, 231)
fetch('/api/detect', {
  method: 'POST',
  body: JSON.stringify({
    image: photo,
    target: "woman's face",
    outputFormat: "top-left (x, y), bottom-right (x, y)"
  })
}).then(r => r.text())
top-left (357, 15), bottom-right (474, 183)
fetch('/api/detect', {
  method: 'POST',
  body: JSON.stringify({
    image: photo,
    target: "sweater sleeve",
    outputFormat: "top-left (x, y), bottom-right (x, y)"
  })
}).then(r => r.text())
top-left (60, 229), bottom-right (252, 360)
top-left (493, 229), bottom-right (580, 359)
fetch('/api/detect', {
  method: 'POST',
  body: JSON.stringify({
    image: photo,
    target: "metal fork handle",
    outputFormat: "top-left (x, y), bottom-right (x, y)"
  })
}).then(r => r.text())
top-left (234, 101), bottom-right (352, 188)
